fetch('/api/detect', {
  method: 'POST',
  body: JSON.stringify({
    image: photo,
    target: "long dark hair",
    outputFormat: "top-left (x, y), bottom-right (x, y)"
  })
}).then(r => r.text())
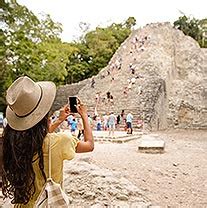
top-left (2, 114), bottom-right (49, 205)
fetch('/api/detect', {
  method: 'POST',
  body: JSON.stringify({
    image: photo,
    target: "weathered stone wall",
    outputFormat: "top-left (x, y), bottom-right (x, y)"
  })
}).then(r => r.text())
top-left (52, 79), bottom-right (89, 111)
top-left (167, 29), bottom-right (207, 129)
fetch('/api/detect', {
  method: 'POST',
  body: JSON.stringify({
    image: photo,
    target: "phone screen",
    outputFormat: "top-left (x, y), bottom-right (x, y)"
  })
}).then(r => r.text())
top-left (68, 96), bottom-right (78, 113)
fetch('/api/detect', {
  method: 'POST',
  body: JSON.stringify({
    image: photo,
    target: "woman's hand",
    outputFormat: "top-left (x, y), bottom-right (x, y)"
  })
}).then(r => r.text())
top-left (58, 105), bottom-right (70, 122)
top-left (75, 98), bottom-right (94, 153)
top-left (48, 105), bottom-right (70, 133)
top-left (76, 99), bottom-right (88, 118)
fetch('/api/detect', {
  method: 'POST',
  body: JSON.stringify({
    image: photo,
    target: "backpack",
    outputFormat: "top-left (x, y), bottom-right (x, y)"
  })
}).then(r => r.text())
top-left (35, 138), bottom-right (69, 208)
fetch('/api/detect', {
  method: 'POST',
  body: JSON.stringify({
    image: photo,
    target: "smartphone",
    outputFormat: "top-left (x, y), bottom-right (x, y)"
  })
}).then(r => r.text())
top-left (68, 96), bottom-right (78, 113)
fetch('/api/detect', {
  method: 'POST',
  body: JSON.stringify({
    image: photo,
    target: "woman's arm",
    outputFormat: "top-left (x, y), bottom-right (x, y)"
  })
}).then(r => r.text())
top-left (49, 106), bottom-right (69, 133)
top-left (75, 101), bottom-right (94, 153)
top-left (48, 100), bottom-right (94, 153)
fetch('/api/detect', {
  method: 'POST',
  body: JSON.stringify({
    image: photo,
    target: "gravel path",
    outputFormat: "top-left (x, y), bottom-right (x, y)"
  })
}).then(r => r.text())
top-left (73, 129), bottom-right (207, 207)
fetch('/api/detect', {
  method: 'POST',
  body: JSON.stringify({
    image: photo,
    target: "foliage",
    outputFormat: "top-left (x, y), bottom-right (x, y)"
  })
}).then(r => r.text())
top-left (199, 18), bottom-right (207, 47)
top-left (36, 39), bottom-right (76, 84)
top-left (0, 0), bottom-right (72, 111)
top-left (0, 0), bottom-right (12, 111)
top-left (0, 0), bottom-right (136, 111)
top-left (124, 17), bottom-right (136, 29)
top-left (0, 1), bottom-right (135, 112)
top-left (174, 15), bottom-right (207, 48)
top-left (65, 18), bottom-right (135, 84)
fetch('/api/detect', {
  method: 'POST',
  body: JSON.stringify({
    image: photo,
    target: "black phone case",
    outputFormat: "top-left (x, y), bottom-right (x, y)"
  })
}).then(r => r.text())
top-left (69, 97), bottom-right (78, 113)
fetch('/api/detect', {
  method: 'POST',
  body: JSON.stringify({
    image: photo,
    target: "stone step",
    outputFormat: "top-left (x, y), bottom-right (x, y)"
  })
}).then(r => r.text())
top-left (138, 135), bottom-right (165, 153)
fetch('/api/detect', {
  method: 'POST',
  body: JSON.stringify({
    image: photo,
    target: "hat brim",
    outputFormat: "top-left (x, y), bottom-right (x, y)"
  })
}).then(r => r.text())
top-left (6, 81), bottom-right (56, 131)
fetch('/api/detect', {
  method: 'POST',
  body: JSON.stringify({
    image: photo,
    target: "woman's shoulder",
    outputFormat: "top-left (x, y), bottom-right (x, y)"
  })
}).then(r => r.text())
top-left (47, 132), bottom-right (73, 141)
top-left (44, 133), bottom-right (79, 160)
top-left (47, 132), bottom-right (79, 144)
top-left (45, 133), bottom-right (79, 150)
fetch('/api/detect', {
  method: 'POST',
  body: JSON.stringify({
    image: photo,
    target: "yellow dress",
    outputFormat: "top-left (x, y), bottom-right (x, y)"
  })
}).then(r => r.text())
top-left (14, 132), bottom-right (79, 208)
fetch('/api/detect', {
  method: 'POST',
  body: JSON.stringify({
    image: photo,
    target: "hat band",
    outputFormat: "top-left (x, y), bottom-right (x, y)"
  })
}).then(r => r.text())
top-left (13, 85), bottom-right (43, 118)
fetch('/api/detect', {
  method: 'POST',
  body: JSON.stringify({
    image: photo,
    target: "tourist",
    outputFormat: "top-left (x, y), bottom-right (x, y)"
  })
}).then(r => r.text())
top-left (96, 116), bottom-right (102, 131)
top-left (103, 113), bottom-right (109, 131)
top-left (117, 114), bottom-right (121, 125)
top-left (123, 87), bottom-right (128, 97)
top-left (116, 114), bottom-right (121, 130)
top-left (108, 112), bottom-right (116, 138)
top-left (2, 112), bottom-right (7, 128)
top-left (138, 86), bottom-right (142, 95)
top-left (50, 111), bottom-right (58, 123)
top-left (131, 77), bottom-right (136, 84)
top-left (59, 118), bottom-right (68, 132)
top-left (121, 109), bottom-right (125, 123)
top-left (129, 63), bottom-right (135, 74)
top-left (137, 117), bottom-right (144, 130)
top-left (91, 77), bottom-right (95, 88)
top-left (67, 113), bottom-right (74, 130)
top-left (95, 92), bottom-right (99, 103)
top-left (50, 111), bottom-right (60, 132)
top-left (106, 91), bottom-right (111, 103)
top-left (2, 76), bottom-right (94, 207)
top-left (88, 114), bottom-right (93, 129)
top-left (70, 118), bottom-right (78, 135)
top-left (110, 94), bottom-right (114, 105)
top-left (126, 112), bottom-right (133, 134)
top-left (77, 118), bottom-right (84, 139)
top-left (100, 74), bottom-right (105, 79)
top-left (128, 82), bottom-right (132, 90)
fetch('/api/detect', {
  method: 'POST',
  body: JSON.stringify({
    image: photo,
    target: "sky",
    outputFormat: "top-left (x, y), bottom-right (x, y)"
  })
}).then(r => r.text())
top-left (18, 0), bottom-right (207, 42)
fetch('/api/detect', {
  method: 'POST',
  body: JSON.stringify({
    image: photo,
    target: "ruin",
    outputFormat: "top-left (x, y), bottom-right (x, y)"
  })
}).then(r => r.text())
top-left (53, 22), bottom-right (207, 131)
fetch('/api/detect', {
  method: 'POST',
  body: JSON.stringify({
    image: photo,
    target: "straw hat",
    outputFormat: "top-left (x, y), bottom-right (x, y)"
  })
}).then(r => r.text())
top-left (6, 76), bottom-right (56, 131)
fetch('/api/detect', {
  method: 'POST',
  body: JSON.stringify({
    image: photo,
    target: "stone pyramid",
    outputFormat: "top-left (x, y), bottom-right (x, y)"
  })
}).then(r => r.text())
top-left (54, 22), bottom-right (207, 130)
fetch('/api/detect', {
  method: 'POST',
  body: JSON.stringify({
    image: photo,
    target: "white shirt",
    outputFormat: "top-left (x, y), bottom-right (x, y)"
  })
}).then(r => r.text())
top-left (126, 113), bottom-right (133, 123)
top-left (3, 118), bottom-right (7, 128)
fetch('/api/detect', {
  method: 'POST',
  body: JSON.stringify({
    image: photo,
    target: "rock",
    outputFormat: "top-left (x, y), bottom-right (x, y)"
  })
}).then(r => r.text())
top-left (116, 193), bottom-right (129, 201)
top-left (63, 158), bottom-right (152, 206)
top-left (83, 191), bottom-right (96, 200)
top-left (138, 135), bottom-right (165, 153)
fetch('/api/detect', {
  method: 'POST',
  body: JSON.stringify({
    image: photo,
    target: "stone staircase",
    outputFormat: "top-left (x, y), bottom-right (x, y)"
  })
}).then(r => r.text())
top-left (78, 24), bottom-right (170, 130)
top-left (52, 79), bottom-right (89, 111)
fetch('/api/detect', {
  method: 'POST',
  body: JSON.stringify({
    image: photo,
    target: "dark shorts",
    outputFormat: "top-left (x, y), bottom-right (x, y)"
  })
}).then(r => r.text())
top-left (126, 122), bottom-right (132, 129)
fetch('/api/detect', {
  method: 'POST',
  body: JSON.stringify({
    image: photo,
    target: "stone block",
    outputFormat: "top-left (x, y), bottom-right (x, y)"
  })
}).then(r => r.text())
top-left (138, 135), bottom-right (165, 153)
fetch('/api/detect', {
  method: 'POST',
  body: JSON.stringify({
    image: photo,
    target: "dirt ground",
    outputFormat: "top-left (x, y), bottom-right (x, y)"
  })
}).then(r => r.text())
top-left (75, 129), bottom-right (207, 208)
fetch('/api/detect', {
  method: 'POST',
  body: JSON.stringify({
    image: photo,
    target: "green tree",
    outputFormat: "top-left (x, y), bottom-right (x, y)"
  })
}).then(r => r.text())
top-left (65, 17), bottom-right (135, 83)
top-left (0, 0), bottom-right (13, 111)
top-left (0, 0), bottom-right (70, 111)
top-left (65, 43), bottom-right (91, 84)
top-left (124, 17), bottom-right (136, 29)
top-left (4, 1), bottom-right (64, 80)
top-left (173, 15), bottom-right (207, 48)
top-left (38, 39), bottom-right (76, 84)
top-left (199, 18), bottom-right (207, 47)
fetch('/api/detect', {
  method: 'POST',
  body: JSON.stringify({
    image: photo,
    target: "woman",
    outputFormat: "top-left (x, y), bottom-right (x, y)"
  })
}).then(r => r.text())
top-left (2, 76), bottom-right (94, 207)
